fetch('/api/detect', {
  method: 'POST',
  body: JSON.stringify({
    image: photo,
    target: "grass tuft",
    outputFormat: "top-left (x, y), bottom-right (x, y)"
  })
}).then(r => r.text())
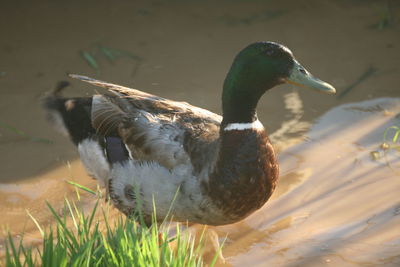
top-left (5, 196), bottom-right (213, 267)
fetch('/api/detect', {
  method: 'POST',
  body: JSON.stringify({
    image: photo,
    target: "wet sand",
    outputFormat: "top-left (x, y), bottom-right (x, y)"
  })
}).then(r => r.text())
top-left (1, 0), bottom-right (399, 266)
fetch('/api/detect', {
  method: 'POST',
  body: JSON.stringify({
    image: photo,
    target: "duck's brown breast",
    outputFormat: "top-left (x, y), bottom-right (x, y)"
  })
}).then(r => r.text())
top-left (205, 129), bottom-right (279, 222)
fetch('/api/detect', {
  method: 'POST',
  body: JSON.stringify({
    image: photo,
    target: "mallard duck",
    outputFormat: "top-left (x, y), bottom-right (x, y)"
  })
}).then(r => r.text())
top-left (44, 42), bottom-right (335, 225)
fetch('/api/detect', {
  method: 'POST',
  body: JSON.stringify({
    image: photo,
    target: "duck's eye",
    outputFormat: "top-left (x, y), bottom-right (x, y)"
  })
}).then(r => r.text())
top-left (299, 68), bottom-right (307, 75)
top-left (265, 50), bottom-right (274, 56)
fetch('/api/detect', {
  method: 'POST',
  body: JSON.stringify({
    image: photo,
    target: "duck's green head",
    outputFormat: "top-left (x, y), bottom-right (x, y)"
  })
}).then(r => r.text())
top-left (222, 42), bottom-right (335, 124)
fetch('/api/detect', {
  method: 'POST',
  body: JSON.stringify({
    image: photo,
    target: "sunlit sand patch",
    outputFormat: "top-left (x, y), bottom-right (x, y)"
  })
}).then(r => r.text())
top-left (214, 98), bottom-right (400, 267)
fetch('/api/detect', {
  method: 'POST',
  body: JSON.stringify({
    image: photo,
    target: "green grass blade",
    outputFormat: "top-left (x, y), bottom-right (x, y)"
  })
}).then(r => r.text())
top-left (45, 201), bottom-right (79, 249)
top-left (6, 232), bottom-right (22, 267)
top-left (99, 46), bottom-right (117, 62)
top-left (80, 51), bottom-right (100, 72)
top-left (0, 120), bottom-right (53, 144)
top-left (26, 209), bottom-right (44, 237)
top-left (66, 180), bottom-right (96, 195)
top-left (392, 129), bottom-right (400, 143)
top-left (383, 126), bottom-right (400, 143)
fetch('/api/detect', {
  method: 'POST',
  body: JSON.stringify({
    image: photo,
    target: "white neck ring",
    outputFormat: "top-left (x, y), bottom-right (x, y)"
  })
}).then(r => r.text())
top-left (223, 119), bottom-right (264, 131)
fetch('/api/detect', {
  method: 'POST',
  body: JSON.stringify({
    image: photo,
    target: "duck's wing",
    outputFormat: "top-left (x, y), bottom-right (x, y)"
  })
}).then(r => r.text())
top-left (70, 75), bottom-right (222, 172)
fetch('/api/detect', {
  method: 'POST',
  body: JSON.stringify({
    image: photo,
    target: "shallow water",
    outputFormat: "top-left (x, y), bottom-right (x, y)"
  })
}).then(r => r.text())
top-left (1, 0), bottom-right (399, 265)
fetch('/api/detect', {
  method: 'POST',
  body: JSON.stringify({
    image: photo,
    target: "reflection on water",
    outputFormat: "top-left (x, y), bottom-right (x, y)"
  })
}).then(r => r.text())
top-left (270, 91), bottom-right (311, 149)
top-left (272, 169), bottom-right (312, 199)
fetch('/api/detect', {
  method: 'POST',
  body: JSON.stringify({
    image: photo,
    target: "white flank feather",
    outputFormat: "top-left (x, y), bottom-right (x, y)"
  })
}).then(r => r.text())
top-left (78, 139), bottom-right (110, 187)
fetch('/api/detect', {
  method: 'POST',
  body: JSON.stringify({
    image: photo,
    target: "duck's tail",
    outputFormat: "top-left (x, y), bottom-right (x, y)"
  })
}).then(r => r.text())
top-left (42, 81), bottom-right (131, 189)
top-left (42, 81), bottom-right (112, 188)
top-left (42, 81), bottom-right (96, 145)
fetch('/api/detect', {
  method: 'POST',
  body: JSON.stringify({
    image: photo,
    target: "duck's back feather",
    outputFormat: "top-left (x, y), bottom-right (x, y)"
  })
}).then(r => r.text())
top-left (45, 75), bottom-right (223, 177)
top-left (68, 75), bottom-right (222, 172)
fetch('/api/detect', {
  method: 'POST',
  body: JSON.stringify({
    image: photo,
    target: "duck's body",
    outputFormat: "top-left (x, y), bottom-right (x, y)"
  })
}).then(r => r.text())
top-left (44, 42), bottom-right (335, 225)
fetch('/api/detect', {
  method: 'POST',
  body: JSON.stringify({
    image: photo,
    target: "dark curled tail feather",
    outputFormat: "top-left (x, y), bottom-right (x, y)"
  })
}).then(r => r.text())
top-left (42, 81), bottom-right (96, 145)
